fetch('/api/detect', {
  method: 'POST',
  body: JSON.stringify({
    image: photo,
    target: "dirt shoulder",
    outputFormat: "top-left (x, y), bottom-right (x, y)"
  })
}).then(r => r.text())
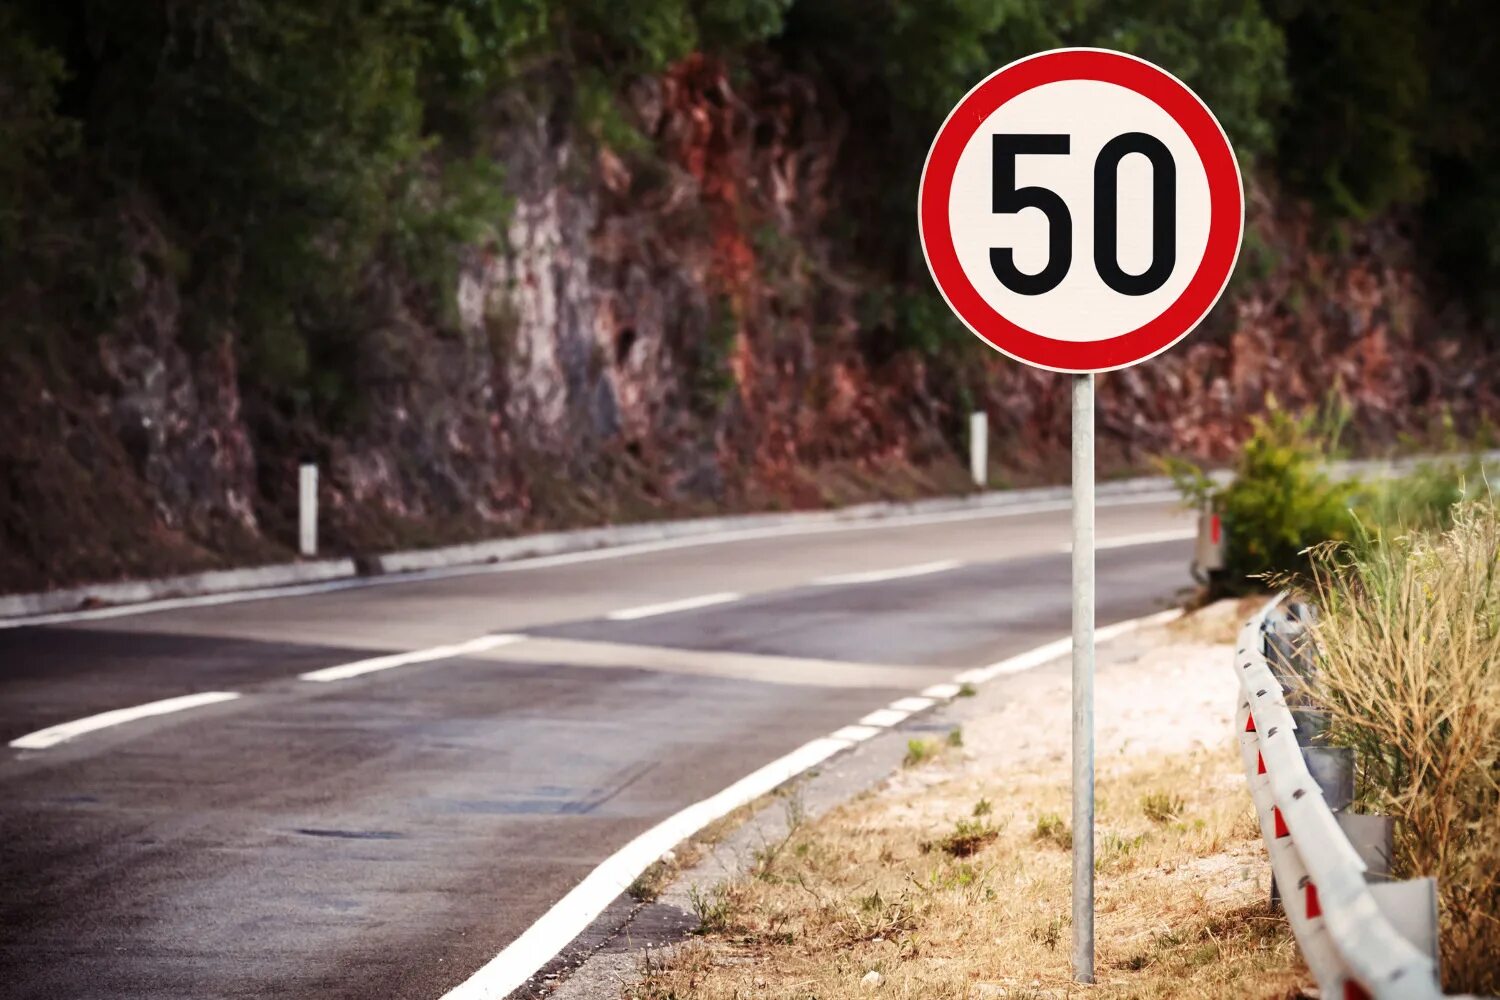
top-left (622, 598), bottom-right (1311, 999)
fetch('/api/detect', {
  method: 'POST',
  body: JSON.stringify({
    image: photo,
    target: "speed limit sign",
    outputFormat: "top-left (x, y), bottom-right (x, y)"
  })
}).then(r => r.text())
top-left (919, 48), bottom-right (1243, 987)
top-left (918, 48), bottom-right (1242, 373)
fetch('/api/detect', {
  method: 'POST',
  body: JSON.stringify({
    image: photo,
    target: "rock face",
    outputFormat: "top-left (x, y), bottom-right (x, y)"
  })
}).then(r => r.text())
top-left (0, 56), bottom-right (1495, 593)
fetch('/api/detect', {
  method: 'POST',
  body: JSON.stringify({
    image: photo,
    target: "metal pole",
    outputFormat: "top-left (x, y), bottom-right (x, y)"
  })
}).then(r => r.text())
top-left (1071, 372), bottom-right (1095, 983)
top-left (969, 411), bottom-right (989, 487)
top-left (299, 463), bottom-right (318, 558)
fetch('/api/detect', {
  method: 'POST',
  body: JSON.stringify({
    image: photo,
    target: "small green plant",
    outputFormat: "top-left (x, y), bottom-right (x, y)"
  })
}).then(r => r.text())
top-left (1033, 812), bottom-right (1070, 849)
top-left (945, 726), bottom-right (964, 748)
top-left (1141, 791), bottom-right (1185, 824)
top-left (903, 737), bottom-right (939, 767)
top-left (972, 797), bottom-right (993, 818)
top-left (957, 683), bottom-right (978, 698)
top-left (928, 818), bottom-right (1000, 858)
top-left (1029, 914), bottom-right (1065, 951)
top-left (687, 882), bottom-right (733, 934)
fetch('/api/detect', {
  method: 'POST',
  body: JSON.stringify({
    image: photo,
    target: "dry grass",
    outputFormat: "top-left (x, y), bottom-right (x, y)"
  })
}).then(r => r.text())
top-left (1305, 502), bottom-right (1500, 991)
top-left (627, 745), bottom-right (1307, 999)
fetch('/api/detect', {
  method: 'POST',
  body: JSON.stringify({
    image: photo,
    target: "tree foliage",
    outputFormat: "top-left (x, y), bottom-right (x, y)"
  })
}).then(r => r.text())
top-left (0, 0), bottom-right (1496, 412)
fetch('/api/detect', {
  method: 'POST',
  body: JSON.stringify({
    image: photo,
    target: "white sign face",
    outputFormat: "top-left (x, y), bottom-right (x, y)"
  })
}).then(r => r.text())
top-left (918, 49), bottom-right (1243, 373)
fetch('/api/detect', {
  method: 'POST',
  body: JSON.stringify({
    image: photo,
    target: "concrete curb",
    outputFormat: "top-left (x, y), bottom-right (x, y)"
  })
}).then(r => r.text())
top-left (0, 477), bottom-right (1178, 622)
top-left (5, 449), bottom-right (1493, 622)
top-left (0, 559), bottom-right (357, 620)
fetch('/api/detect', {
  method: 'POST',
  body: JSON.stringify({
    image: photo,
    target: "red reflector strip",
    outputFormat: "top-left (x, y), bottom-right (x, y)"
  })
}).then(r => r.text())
top-left (1274, 807), bottom-right (1289, 838)
top-left (1210, 513), bottom-right (1221, 544)
top-left (1257, 751), bottom-right (1266, 774)
top-left (1306, 881), bottom-right (1321, 919)
top-left (1344, 981), bottom-right (1373, 1000)
top-left (1245, 711), bottom-right (1256, 733)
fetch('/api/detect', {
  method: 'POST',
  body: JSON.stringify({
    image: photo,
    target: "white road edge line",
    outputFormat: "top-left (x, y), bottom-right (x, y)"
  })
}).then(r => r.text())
top-left (812, 559), bottom-right (962, 587)
top-left (441, 604), bottom-right (1185, 1000)
top-left (856, 707), bottom-right (911, 728)
top-left (8, 691), bottom-right (242, 750)
top-left (921, 683), bottom-right (963, 699)
top-left (2, 491), bottom-right (1182, 630)
top-left (889, 696), bottom-right (937, 713)
top-left (605, 592), bottom-right (741, 621)
top-left (1059, 528), bottom-right (1196, 552)
top-left (299, 635), bottom-right (523, 683)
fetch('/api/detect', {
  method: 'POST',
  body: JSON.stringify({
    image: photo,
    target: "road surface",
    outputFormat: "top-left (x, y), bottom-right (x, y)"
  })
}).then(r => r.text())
top-left (0, 495), bottom-right (1194, 999)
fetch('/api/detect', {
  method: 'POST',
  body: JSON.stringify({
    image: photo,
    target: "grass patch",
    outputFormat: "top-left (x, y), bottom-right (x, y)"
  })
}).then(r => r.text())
top-left (631, 746), bottom-right (1305, 998)
top-left (1142, 791), bottom-right (1186, 824)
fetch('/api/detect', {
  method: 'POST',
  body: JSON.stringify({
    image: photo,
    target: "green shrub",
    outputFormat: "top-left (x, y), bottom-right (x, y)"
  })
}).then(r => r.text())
top-left (1167, 401), bottom-right (1358, 593)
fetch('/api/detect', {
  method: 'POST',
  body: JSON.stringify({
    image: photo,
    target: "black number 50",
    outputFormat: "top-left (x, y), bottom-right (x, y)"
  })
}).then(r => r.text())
top-left (991, 132), bottom-right (1176, 296)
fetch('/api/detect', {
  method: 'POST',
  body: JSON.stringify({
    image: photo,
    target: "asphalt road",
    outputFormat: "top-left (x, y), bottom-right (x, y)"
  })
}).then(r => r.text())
top-left (0, 496), bottom-right (1195, 999)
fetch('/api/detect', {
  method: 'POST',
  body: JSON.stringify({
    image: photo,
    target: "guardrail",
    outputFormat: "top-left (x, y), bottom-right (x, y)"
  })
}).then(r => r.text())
top-left (1234, 595), bottom-right (1477, 1000)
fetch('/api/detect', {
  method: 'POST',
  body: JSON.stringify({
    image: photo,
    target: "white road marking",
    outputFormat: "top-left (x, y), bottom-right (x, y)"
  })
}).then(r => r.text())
top-left (1058, 528), bottom-right (1195, 552)
top-left (605, 592), bottom-right (741, 621)
top-left (1, 491), bottom-right (1182, 629)
top-left (921, 683), bottom-right (963, 699)
top-left (812, 559), bottom-right (962, 586)
top-left (8, 692), bottom-right (242, 750)
top-left (858, 708), bottom-right (912, 728)
top-left (445, 605), bottom-right (1183, 999)
top-left (889, 696), bottom-right (937, 713)
top-left (954, 608), bottom-right (1184, 685)
top-left (298, 634), bottom-right (522, 683)
top-left (440, 735), bottom-right (854, 1000)
top-left (829, 724), bottom-right (883, 742)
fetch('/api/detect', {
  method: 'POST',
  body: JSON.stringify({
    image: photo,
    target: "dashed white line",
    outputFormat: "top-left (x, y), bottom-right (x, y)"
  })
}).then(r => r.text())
top-left (8, 691), bottom-right (242, 750)
top-left (298, 634), bottom-right (523, 683)
top-left (889, 696), bottom-right (937, 713)
top-left (605, 592), bottom-right (742, 621)
top-left (812, 559), bottom-right (962, 587)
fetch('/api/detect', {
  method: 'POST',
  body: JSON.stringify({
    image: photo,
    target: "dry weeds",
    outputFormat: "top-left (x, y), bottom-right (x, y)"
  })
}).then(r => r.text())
top-left (627, 744), bottom-right (1308, 999)
top-left (1306, 502), bottom-right (1500, 991)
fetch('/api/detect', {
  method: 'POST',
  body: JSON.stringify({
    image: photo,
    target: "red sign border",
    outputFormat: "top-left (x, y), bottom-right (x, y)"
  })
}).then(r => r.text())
top-left (918, 48), bottom-right (1244, 374)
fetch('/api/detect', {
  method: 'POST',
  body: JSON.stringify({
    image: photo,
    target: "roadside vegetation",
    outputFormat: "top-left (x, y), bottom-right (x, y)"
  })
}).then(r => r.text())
top-left (628, 746), bottom-right (1307, 999)
top-left (1303, 505), bottom-right (1500, 991)
top-left (1170, 400), bottom-right (1500, 989)
top-left (1167, 396), bottom-right (1489, 596)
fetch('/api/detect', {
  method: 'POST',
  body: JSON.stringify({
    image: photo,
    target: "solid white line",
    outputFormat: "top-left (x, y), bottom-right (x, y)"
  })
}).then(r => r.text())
top-left (829, 724), bottom-right (883, 742)
top-left (953, 608), bottom-right (1185, 685)
top-left (443, 603), bottom-right (1186, 999)
top-left (1058, 528), bottom-right (1195, 552)
top-left (858, 708), bottom-right (912, 728)
top-left (889, 696), bottom-right (937, 713)
top-left (812, 560), bottom-right (962, 587)
top-left (298, 634), bottom-right (522, 683)
top-left (2, 492), bottom-right (1182, 630)
top-left (921, 683), bottom-right (963, 699)
top-left (8, 691), bottom-right (242, 750)
top-left (605, 593), bottom-right (741, 621)
top-left (440, 735), bottom-right (854, 1000)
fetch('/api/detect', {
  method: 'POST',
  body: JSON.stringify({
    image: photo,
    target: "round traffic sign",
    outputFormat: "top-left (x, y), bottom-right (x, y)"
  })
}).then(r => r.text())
top-left (918, 48), bottom-right (1243, 373)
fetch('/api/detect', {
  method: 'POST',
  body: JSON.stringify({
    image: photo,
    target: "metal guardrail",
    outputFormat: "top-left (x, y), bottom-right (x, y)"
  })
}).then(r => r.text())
top-left (1234, 595), bottom-right (1463, 1000)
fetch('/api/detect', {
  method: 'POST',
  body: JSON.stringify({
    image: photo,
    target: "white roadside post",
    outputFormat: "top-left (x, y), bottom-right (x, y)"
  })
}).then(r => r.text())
top-left (918, 49), bottom-right (1243, 983)
top-left (969, 411), bottom-right (989, 487)
top-left (298, 462), bottom-right (318, 557)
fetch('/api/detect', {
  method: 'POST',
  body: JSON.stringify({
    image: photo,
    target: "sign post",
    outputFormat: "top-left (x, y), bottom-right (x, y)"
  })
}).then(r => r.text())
top-left (917, 48), bottom-right (1243, 983)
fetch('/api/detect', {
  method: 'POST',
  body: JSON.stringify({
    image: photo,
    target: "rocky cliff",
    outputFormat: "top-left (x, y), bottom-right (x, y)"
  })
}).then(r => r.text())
top-left (1, 55), bottom-right (1493, 594)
